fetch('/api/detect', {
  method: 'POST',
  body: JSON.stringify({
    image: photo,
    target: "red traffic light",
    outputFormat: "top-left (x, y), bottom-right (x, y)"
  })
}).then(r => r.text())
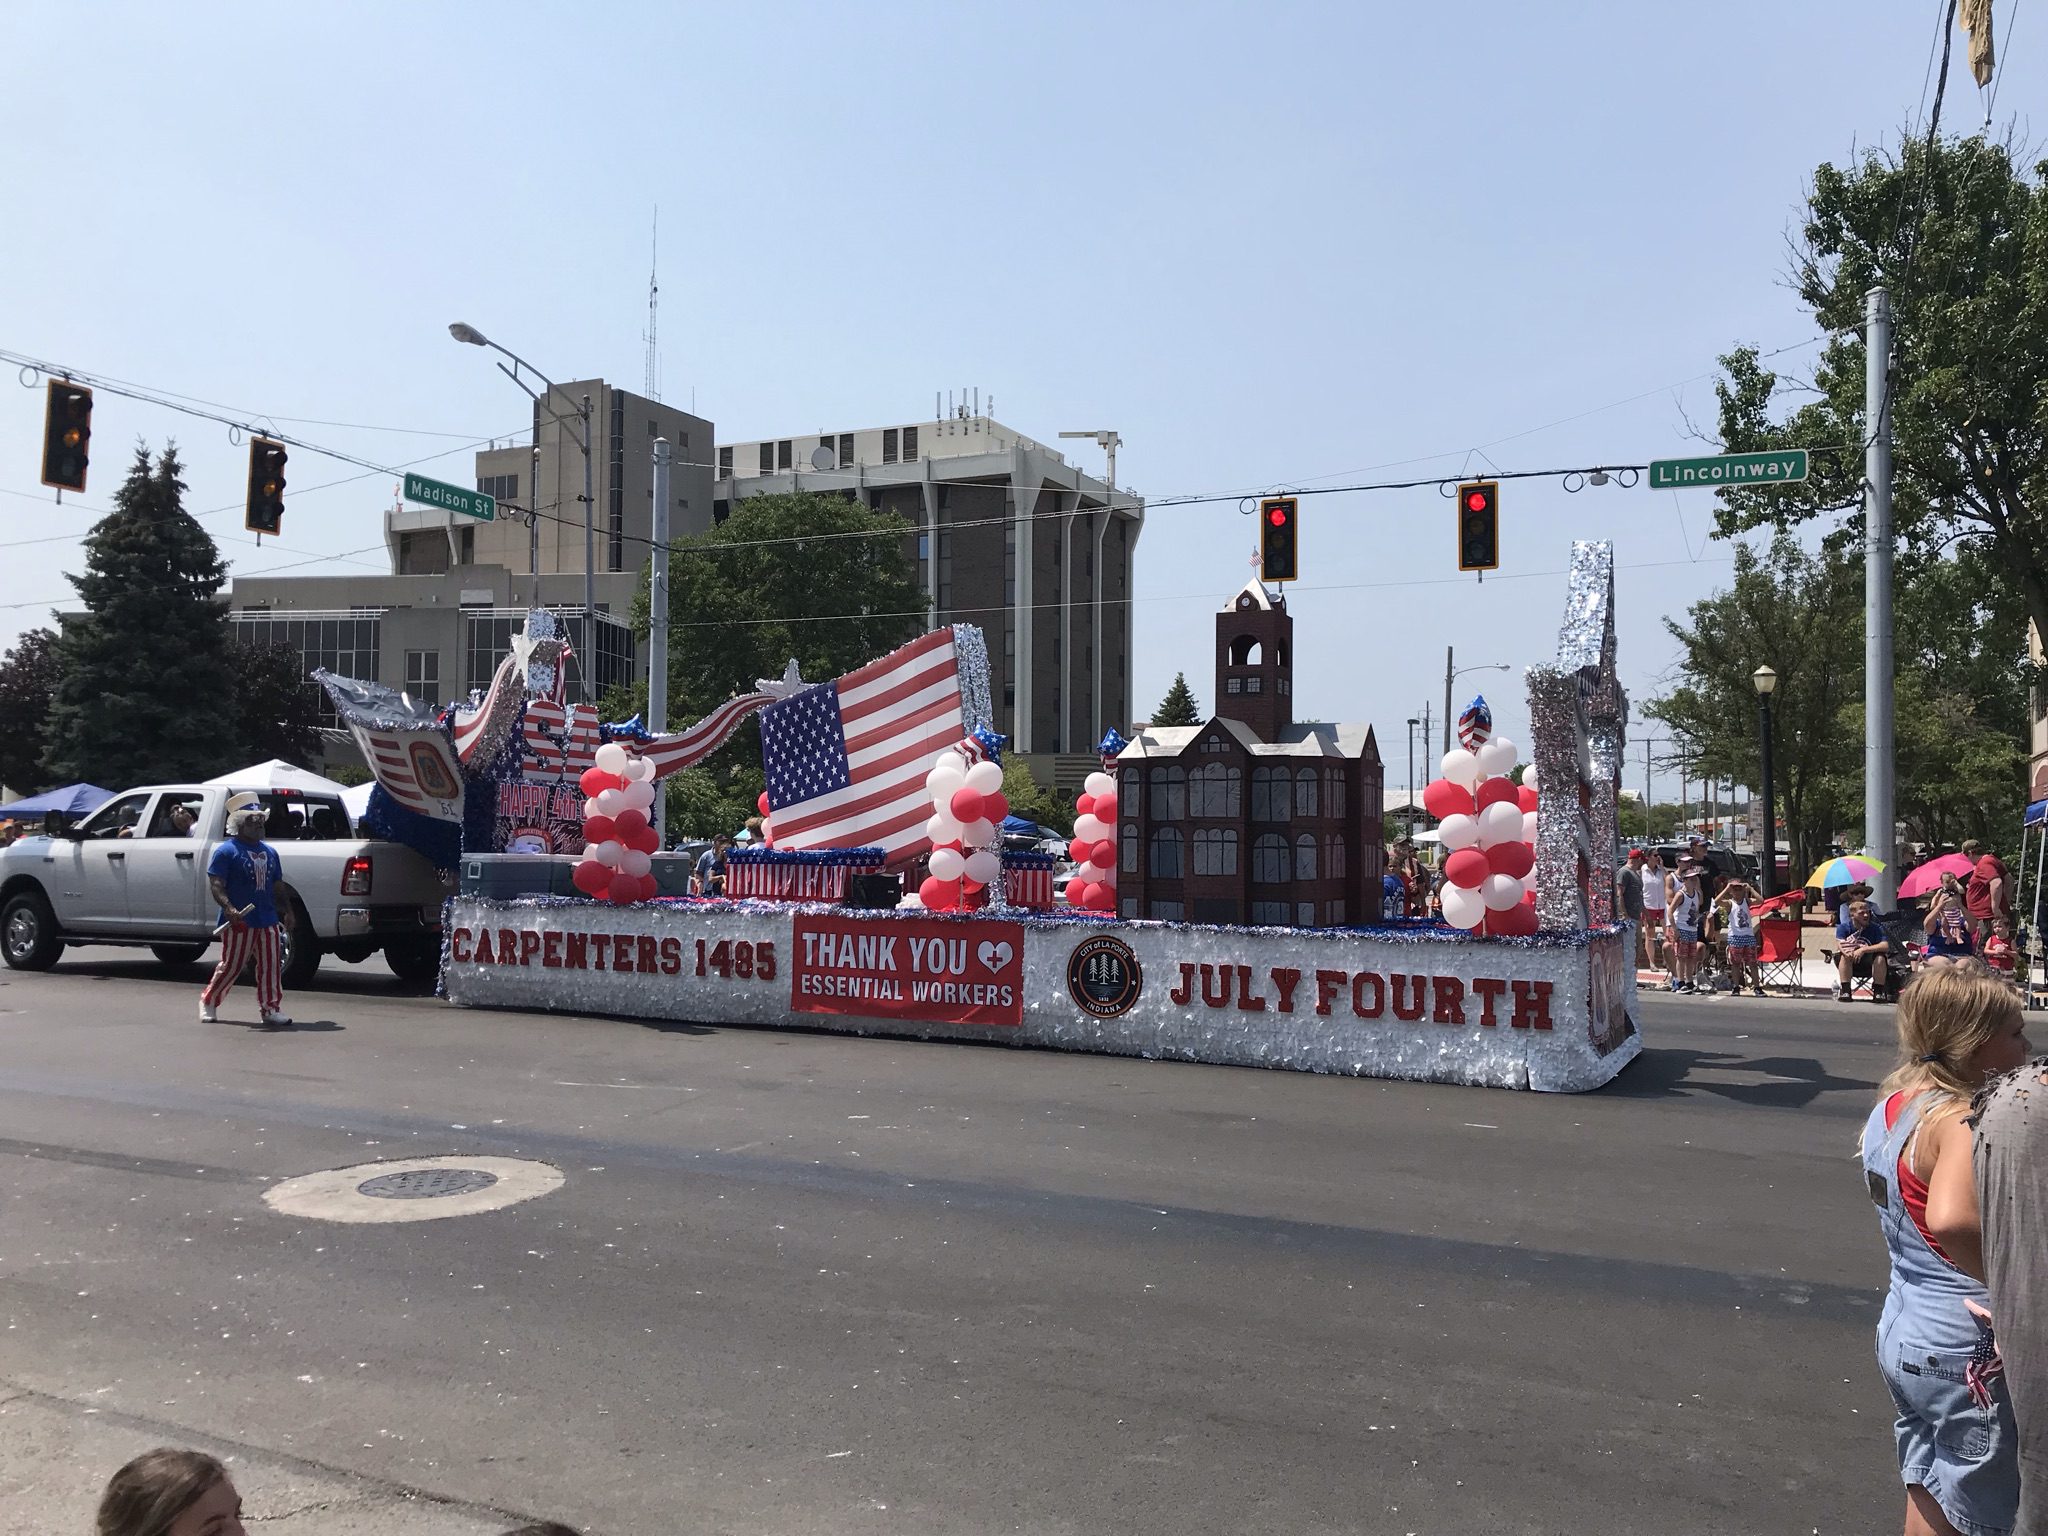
top-left (1465, 490), bottom-right (1487, 512)
top-left (1267, 505), bottom-right (1289, 526)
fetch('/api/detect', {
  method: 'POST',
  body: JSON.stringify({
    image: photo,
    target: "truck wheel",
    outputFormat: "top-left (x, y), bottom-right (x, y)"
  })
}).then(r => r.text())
top-left (278, 905), bottom-right (322, 990)
top-left (1, 891), bottom-right (65, 971)
top-left (383, 936), bottom-right (442, 986)
top-left (150, 943), bottom-right (209, 969)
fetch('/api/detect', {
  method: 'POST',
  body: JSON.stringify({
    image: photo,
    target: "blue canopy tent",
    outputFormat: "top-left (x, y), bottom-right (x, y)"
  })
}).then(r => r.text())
top-left (0, 783), bottom-right (115, 821)
top-left (1000, 813), bottom-right (1063, 842)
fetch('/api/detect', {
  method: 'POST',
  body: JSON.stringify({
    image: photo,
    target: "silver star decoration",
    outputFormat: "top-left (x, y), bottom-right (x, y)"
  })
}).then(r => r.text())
top-left (756, 658), bottom-right (808, 699)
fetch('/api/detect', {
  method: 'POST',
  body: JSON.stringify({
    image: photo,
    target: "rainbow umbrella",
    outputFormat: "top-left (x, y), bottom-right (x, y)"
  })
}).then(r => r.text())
top-left (1805, 854), bottom-right (1887, 890)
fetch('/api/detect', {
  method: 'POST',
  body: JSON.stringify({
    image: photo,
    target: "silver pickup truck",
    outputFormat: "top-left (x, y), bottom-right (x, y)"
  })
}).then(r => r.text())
top-left (0, 783), bottom-right (446, 985)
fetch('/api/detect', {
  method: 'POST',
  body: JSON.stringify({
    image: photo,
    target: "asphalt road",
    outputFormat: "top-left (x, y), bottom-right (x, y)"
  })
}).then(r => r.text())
top-left (0, 951), bottom-right (1905, 1535)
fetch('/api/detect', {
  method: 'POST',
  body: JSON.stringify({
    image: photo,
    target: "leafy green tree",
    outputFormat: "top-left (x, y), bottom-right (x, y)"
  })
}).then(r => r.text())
top-left (45, 446), bottom-right (239, 786)
top-left (1001, 757), bottom-right (1071, 836)
top-left (229, 638), bottom-right (321, 768)
top-left (1151, 672), bottom-right (1201, 726)
top-left (0, 627), bottom-right (60, 795)
top-left (1711, 133), bottom-right (2047, 640)
top-left (1646, 535), bottom-right (1864, 876)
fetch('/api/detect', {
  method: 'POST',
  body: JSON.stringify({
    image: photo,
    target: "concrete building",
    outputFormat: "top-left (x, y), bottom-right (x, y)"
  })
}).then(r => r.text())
top-left (231, 379), bottom-right (707, 753)
top-left (716, 410), bottom-right (1143, 788)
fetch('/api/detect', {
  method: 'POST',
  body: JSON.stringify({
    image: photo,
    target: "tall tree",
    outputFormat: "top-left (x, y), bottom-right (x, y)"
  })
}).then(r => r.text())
top-left (45, 445), bottom-right (238, 786)
top-left (228, 638), bottom-right (322, 768)
top-left (1151, 672), bottom-right (1201, 726)
top-left (1646, 535), bottom-right (1865, 876)
top-left (0, 627), bottom-right (60, 795)
top-left (1711, 133), bottom-right (2047, 640)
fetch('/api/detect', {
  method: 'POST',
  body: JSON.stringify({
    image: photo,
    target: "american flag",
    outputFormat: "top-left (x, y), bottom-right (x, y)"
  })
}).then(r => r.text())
top-left (761, 627), bottom-right (970, 869)
top-left (1457, 695), bottom-right (1494, 751)
top-left (314, 669), bottom-right (466, 821)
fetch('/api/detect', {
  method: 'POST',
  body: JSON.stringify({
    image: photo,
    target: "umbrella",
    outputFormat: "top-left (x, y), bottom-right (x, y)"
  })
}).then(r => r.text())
top-left (1898, 852), bottom-right (1976, 900)
top-left (1805, 854), bottom-right (1887, 890)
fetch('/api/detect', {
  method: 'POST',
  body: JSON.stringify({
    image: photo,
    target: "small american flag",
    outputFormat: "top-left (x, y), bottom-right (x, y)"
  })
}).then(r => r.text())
top-left (762, 627), bottom-right (971, 869)
top-left (1457, 695), bottom-right (1494, 751)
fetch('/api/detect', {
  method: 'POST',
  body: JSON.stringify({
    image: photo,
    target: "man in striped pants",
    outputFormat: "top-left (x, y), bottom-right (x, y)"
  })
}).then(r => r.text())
top-left (202, 792), bottom-right (298, 1026)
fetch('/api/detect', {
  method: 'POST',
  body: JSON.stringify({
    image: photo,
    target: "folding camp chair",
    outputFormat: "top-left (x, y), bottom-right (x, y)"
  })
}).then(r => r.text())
top-left (1756, 916), bottom-right (1804, 995)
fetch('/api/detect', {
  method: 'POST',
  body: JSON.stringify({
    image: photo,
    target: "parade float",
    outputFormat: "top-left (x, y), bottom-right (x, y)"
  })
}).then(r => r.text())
top-left (325, 544), bottom-right (1639, 1092)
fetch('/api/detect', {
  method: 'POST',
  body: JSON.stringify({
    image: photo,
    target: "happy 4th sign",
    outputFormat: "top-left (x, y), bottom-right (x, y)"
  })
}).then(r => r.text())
top-left (790, 912), bottom-right (1025, 1027)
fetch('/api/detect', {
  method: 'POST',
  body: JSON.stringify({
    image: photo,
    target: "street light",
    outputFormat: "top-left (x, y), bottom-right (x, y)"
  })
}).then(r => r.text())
top-left (1442, 648), bottom-right (1513, 754)
top-left (1058, 430), bottom-right (1123, 757)
top-left (1751, 665), bottom-right (1779, 897)
top-left (448, 322), bottom-right (597, 700)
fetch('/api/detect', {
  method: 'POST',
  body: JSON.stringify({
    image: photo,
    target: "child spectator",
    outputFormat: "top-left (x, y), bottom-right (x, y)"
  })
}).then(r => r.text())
top-left (1837, 899), bottom-right (1894, 1003)
top-left (1667, 861), bottom-right (1704, 994)
top-left (1982, 919), bottom-right (2016, 978)
top-left (97, 1448), bottom-right (244, 1536)
top-left (1719, 879), bottom-right (1762, 997)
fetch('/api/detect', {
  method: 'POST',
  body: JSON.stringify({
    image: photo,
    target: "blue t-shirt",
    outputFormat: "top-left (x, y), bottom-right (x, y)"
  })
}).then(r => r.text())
top-left (1841, 919), bottom-right (1887, 949)
top-left (1381, 872), bottom-right (1404, 903)
top-left (208, 840), bottom-right (283, 928)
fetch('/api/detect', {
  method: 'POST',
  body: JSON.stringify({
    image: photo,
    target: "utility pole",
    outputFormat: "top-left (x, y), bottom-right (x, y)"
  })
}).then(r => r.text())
top-left (1443, 646), bottom-right (1453, 757)
top-left (582, 392), bottom-right (596, 694)
top-left (1865, 287), bottom-right (1897, 908)
top-left (648, 437), bottom-right (672, 847)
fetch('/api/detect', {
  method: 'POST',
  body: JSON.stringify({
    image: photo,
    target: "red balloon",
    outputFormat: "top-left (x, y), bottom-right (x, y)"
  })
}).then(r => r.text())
top-left (571, 859), bottom-right (611, 896)
top-left (1093, 793), bottom-right (1117, 823)
top-left (982, 792), bottom-right (1010, 824)
top-left (1475, 777), bottom-right (1519, 810)
top-left (613, 808), bottom-right (649, 840)
top-left (1485, 902), bottom-right (1539, 937)
top-left (581, 814), bottom-right (617, 844)
top-left (1486, 840), bottom-right (1534, 880)
top-left (1443, 847), bottom-right (1491, 890)
top-left (1092, 840), bottom-right (1116, 868)
top-left (757, 791), bottom-right (772, 816)
top-left (919, 877), bottom-right (955, 910)
top-left (630, 826), bottom-right (661, 855)
top-left (1069, 880), bottom-right (1095, 908)
top-left (949, 787), bottom-right (986, 823)
top-left (1086, 884), bottom-right (1117, 911)
top-left (579, 767), bottom-right (623, 797)
top-left (1517, 785), bottom-right (1539, 813)
top-left (1075, 793), bottom-right (1095, 817)
top-left (606, 880), bottom-right (638, 905)
top-left (1069, 836), bottom-right (1093, 863)
top-left (1422, 778), bottom-right (1476, 820)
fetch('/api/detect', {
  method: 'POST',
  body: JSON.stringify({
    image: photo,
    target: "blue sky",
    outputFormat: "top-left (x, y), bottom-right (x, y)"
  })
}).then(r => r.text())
top-left (1, 1), bottom-right (2030, 804)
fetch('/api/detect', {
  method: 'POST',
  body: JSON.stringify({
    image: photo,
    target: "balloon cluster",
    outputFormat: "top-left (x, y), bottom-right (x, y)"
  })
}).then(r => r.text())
top-left (571, 742), bottom-right (662, 904)
top-left (1422, 737), bottom-right (1541, 937)
top-left (1065, 770), bottom-right (1119, 912)
top-left (917, 750), bottom-right (1008, 911)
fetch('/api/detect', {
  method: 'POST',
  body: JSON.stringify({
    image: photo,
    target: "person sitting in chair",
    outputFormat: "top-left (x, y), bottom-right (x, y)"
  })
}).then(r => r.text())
top-left (1836, 899), bottom-right (1893, 1003)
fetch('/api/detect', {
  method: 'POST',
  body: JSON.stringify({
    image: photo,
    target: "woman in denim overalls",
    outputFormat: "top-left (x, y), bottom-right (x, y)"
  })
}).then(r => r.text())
top-left (1860, 962), bottom-right (2030, 1536)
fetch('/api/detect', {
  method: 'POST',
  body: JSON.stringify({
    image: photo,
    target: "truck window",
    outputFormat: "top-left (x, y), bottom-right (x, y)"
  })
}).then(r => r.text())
top-left (146, 793), bottom-right (206, 838)
top-left (252, 792), bottom-right (350, 840)
top-left (78, 793), bottom-right (150, 840)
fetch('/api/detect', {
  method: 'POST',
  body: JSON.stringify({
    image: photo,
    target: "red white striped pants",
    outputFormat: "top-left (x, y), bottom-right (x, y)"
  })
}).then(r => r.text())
top-left (202, 923), bottom-right (283, 1012)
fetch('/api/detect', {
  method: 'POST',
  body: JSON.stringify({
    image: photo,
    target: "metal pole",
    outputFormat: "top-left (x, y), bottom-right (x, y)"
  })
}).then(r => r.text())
top-left (1443, 645), bottom-right (1454, 757)
top-left (1757, 694), bottom-right (1777, 897)
top-left (1406, 720), bottom-right (1416, 842)
top-left (649, 437), bottom-right (671, 849)
top-left (1643, 737), bottom-right (1653, 844)
top-left (582, 392), bottom-right (596, 703)
top-left (1865, 286), bottom-right (1897, 909)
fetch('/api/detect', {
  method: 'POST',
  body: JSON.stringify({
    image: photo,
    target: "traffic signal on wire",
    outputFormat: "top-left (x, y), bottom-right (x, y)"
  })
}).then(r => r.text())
top-left (1456, 481), bottom-right (1499, 572)
top-left (245, 437), bottom-right (287, 535)
top-left (40, 380), bottom-right (93, 492)
top-left (1259, 496), bottom-right (1299, 582)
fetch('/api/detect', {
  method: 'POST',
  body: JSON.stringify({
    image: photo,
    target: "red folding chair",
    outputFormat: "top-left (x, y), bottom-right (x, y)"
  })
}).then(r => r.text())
top-left (1756, 916), bottom-right (1804, 995)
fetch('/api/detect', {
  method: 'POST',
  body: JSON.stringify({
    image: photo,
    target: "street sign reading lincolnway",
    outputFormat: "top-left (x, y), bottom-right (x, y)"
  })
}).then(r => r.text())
top-left (403, 472), bottom-right (495, 521)
top-left (1647, 450), bottom-right (1808, 490)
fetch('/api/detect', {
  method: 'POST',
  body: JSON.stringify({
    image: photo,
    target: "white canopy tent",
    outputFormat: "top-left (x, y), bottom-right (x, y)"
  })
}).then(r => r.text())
top-left (341, 780), bottom-right (375, 825)
top-left (202, 759), bottom-right (353, 796)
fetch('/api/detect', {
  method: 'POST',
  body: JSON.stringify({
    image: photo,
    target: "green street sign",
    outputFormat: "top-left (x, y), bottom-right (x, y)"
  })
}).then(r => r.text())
top-left (1647, 450), bottom-right (1808, 490)
top-left (403, 472), bottom-right (495, 521)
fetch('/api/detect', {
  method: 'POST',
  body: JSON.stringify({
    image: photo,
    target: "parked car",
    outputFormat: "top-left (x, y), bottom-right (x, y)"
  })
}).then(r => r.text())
top-left (0, 782), bottom-right (447, 984)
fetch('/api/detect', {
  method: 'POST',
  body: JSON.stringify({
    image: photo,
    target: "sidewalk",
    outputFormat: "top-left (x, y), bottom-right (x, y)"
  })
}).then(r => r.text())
top-left (1635, 953), bottom-right (1851, 998)
top-left (0, 1384), bottom-right (519, 1536)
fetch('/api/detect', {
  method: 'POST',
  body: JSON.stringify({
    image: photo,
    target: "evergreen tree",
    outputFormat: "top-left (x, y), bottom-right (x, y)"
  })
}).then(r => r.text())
top-left (229, 638), bottom-right (322, 767)
top-left (1151, 672), bottom-right (1201, 726)
top-left (45, 446), bottom-right (239, 786)
top-left (0, 627), bottom-right (60, 795)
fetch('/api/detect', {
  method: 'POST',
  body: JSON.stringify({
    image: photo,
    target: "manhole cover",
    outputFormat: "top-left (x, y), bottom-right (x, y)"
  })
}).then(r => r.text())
top-left (357, 1167), bottom-right (499, 1200)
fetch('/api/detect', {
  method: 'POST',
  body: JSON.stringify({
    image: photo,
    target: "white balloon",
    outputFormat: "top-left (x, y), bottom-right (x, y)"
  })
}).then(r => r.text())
top-left (1474, 738), bottom-right (1516, 778)
top-left (927, 814), bottom-right (963, 844)
top-left (592, 839), bottom-right (625, 867)
top-left (964, 760), bottom-right (1004, 796)
top-left (583, 797), bottom-right (602, 820)
top-left (595, 788), bottom-right (626, 816)
top-left (621, 780), bottom-right (655, 810)
top-left (1084, 771), bottom-right (1114, 799)
top-left (937, 750), bottom-right (969, 778)
top-left (1439, 749), bottom-right (1483, 790)
top-left (593, 742), bottom-right (630, 776)
top-left (1073, 813), bottom-right (1105, 844)
top-left (1477, 800), bottom-right (1525, 849)
top-left (759, 816), bottom-right (775, 841)
top-left (627, 755), bottom-right (655, 783)
top-left (957, 818), bottom-right (994, 848)
top-left (964, 849), bottom-right (1001, 885)
top-left (1522, 762), bottom-right (1539, 793)
top-left (1522, 809), bottom-right (1540, 842)
top-left (928, 846), bottom-right (966, 881)
top-left (1440, 884), bottom-right (1487, 929)
top-left (926, 766), bottom-right (965, 800)
top-left (1481, 873), bottom-right (1524, 912)
top-left (620, 848), bottom-right (651, 878)
top-left (1085, 859), bottom-right (1116, 885)
top-left (1437, 812), bottom-right (1481, 851)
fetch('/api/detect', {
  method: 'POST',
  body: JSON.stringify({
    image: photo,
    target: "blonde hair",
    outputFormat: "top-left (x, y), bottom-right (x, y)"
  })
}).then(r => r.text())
top-left (1879, 960), bottom-right (2023, 1126)
top-left (97, 1448), bottom-right (228, 1536)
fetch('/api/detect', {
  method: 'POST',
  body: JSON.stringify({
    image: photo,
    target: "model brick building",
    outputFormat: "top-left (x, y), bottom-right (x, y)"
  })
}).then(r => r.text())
top-left (1116, 581), bottom-right (1385, 925)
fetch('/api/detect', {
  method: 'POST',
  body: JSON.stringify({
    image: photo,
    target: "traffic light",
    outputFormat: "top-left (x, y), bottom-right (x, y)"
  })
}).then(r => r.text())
top-left (1259, 496), bottom-right (1299, 582)
top-left (1457, 481), bottom-right (1499, 572)
top-left (245, 437), bottom-right (287, 535)
top-left (40, 380), bottom-right (93, 492)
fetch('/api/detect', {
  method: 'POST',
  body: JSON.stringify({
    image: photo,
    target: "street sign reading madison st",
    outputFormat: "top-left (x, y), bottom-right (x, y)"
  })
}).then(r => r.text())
top-left (403, 472), bottom-right (495, 521)
top-left (1647, 450), bottom-right (1808, 490)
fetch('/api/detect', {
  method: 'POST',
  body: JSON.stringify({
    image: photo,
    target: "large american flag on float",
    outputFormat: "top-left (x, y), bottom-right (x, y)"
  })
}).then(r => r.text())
top-left (760, 627), bottom-right (969, 869)
top-left (313, 669), bottom-right (466, 821)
